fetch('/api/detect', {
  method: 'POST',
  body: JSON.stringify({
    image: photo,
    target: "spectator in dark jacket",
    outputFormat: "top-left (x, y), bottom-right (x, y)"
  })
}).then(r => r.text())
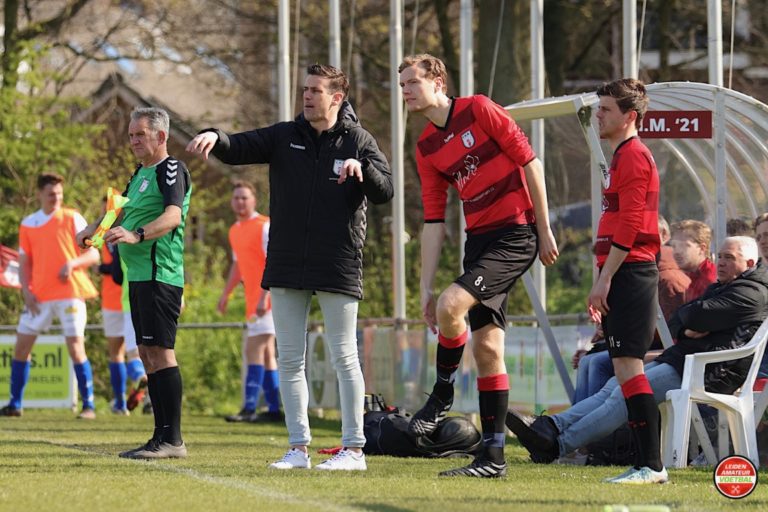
top-left (187, 64), bottom-right (393, 472)
top-left (507, 236), bottom-right (768, 468)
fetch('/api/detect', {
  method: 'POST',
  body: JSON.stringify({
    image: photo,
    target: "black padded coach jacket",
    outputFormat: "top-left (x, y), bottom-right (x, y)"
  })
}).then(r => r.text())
top-left (206, 102), bottom-right (393, 299)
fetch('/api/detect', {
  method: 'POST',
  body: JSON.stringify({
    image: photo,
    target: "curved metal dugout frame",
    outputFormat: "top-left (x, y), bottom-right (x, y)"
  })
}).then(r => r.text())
top-left (504, 82), bottom-right (768, 402)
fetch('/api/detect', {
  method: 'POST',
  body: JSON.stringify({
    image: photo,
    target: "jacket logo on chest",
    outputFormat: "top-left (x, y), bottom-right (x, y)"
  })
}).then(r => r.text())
top-left (138, 178), bottom-right (150, 193)
top-left (443, 132), bottom-right (454, 144)
top-left (461, 130), bottom-right (475, 148)
top-left (290, 143), bottom-right (306, 150)
top-left (332, 159), bottom-right (344, 177)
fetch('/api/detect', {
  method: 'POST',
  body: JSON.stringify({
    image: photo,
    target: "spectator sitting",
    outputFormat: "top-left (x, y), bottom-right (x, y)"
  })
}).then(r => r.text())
top-left (754, 213), bottom-right (768, 379)
top-left (755, 213), bottom-right (768, 266)
top-left (572, 326), bottom-right (612, 404)
top-left (507, 236), bottom-right (768, 466)
top-left (658, 215), bottom-right (691, 322)
top-left (671, 220), bottom-right (716, 301)
top-left (728, 217), bottom-right (753, 237)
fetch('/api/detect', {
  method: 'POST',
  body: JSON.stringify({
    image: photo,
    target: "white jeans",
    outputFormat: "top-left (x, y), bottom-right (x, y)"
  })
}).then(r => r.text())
top-left (271, 288), bottom-right (365, 448)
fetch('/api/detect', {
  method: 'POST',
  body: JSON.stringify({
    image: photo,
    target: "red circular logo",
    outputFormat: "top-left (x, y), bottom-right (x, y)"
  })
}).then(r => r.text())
top-left (713, 455), bottom-right (758, 499)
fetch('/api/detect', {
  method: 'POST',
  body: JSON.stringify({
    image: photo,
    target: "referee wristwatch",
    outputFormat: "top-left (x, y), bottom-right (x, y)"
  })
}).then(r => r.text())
top-left (136, 227), bottom-right (145, 243)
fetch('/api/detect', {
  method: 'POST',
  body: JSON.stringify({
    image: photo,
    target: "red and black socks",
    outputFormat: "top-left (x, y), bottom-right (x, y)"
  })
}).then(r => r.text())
top-left (621, 373), bottom-right (662, 472)
top-left (478, 374), bottom-right (509, 465)
top-left (433, 330), bottom-right (468, 401)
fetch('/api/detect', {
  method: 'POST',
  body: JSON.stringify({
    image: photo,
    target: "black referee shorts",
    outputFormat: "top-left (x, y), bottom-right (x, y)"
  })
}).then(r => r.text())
top-left (455, 224), bottom-right (538, 331)
top-left (602, 261), bottom-right (659, 360)
top-left (129, 281), bottom-right (183, 349)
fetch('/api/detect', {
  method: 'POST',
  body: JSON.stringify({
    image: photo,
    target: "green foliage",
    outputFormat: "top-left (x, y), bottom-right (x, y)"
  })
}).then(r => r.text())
top-left (0, 288), bottom-right (23, 326)
top-left (0, 45), bottom-right (111, 246)
top-left (175, 240), bottom-right (246, 414)
top-left (546, 227), bottom-right (595, 314)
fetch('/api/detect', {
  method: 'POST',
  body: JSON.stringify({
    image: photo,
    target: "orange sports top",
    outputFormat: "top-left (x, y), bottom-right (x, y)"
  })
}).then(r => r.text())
top-left (19, 208), bottom-right (97, 302)
top-left (100, 243), bottom-right (122, 311)
top-left (229, 213), bottom-right (270, 318)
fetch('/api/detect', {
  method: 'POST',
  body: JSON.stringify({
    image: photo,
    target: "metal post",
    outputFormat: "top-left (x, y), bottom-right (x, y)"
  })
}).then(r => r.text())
top-left (458, 0), bottom-right (473, 267)
top-left (707, 0), bottom-right (723, 87)
top-left (390, 0), bottom-right (406, 323)
top-left (714, 90), bottom-right (727, 249)
top-left (531, 0), bottom-right (546, 413)
top-left (531, 0), bottom-right (546, 306)
top-left (278, 0), bottom-right (291, 121)
top-left (623, 0), bottom-right (637, 78)
top-left (329, 0), bottom-right (341, 68)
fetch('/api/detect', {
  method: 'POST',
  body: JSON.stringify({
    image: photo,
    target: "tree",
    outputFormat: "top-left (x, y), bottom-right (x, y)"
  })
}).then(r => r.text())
top-left (2, 0), bottom-right (92, 91)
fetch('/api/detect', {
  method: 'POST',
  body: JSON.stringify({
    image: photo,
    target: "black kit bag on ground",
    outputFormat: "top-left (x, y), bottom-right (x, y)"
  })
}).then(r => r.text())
top-left (420, 415), bottom-right (484, 458)
top-left (362, 397), bottom-right (483, 458)
top-left (584, 423), bottom-right (636, 466)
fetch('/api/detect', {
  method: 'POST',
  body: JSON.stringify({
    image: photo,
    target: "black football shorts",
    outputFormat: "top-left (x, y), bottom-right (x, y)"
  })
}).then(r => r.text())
top-left (129, 281), bottom-right (183, 349)
top-left (455, 224), bottom-right (538, 331)
top-left (602, 261), bottom-right (659, 359)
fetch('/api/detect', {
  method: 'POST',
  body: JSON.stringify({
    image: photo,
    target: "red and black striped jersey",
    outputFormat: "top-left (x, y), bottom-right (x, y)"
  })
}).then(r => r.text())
top-left (416, 95), bottom-right (536, 234)
top-left (594, 137), bottom-right (660, 267)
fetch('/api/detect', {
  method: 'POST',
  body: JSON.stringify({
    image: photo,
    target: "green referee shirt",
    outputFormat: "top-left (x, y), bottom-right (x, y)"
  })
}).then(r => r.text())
top-left (119, 156), bottom-right (191, 287)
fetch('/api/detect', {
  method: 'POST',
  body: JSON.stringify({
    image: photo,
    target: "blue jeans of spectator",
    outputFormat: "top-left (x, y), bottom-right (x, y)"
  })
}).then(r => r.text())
top-left (573, 351), bottom-right (615, 403)
top-left (271, 287), bottom-right (365, 448)
top-left (759, 350), bottom-right (768, 379)
top-left (552, 361), bottom-right (682, 456)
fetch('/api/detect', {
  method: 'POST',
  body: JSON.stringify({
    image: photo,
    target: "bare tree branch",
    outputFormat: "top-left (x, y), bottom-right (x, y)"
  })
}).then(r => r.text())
top-left (17, 0), bottom-right (93, 40)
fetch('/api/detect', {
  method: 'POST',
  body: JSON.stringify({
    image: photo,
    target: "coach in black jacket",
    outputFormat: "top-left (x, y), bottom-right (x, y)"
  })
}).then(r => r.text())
top-left (193, 96), bottom-right (391, 298)
top-left (187, 64), bottom-right (392, 471)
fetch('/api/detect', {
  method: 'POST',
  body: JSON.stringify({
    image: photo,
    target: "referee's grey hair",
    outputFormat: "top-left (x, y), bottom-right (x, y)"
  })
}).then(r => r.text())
top-left (131, 107), bottom-right (170, 136)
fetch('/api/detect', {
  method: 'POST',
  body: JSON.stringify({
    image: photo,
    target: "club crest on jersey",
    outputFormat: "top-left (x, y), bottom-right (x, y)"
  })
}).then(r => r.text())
top-left (461, 130), bottom-right (475, 148)
top-left (138, 178), bottom-right (150, 193)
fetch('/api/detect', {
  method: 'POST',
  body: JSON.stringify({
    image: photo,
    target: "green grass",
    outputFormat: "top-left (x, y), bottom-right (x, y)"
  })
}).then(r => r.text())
top-left (0, 409), bottom-right (766, 512)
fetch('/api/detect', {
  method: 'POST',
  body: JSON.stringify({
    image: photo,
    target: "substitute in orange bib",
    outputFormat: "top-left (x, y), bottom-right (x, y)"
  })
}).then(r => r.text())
top-left (1, 173), bottom-right (99, 418)
top-left (218, 181), bottom-right (281, 423)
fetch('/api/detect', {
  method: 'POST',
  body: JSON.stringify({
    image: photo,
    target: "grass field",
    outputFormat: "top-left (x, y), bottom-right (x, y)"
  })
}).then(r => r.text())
top-left (0, 409), bottom-right (766, 512)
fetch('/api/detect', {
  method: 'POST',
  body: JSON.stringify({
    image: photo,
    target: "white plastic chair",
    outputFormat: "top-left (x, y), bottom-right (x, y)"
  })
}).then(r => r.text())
top-left (755, 378), bottom-right (768, 426)
top-left (660, 317), bottom-right (768, 468)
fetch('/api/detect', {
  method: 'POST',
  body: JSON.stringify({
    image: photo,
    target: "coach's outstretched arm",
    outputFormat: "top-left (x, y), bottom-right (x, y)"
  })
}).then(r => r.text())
top-left (186, 126), bottom-right (277, 165)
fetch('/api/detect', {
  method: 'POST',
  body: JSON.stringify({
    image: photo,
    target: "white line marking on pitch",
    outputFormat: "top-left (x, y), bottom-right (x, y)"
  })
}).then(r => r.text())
top-left (53, 442), bottom-right (364, 512)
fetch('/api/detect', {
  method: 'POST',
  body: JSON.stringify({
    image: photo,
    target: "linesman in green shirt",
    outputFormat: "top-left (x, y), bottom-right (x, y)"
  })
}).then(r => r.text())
top-left (78, 107), bottom-right (191, 459)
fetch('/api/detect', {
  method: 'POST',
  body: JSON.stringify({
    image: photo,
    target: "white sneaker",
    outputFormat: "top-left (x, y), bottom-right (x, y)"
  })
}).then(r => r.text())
top-left (269, 448), bottom-right (311, 469)
top-left (315, 449), bottom-right (367, 471)
top-left (606, 466), bottom-right (669, 484)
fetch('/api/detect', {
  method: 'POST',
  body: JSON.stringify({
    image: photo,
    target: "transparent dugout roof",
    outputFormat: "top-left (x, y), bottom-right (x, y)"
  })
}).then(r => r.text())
top-left (506, 82), bottom-right (768, 245)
